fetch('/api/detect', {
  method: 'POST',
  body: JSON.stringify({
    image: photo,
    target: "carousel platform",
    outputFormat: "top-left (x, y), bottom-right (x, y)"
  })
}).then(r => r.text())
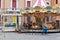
top-left (2, 28), bottom-right (60, 33)
top-left (18, 29), bottom-right (60, 33)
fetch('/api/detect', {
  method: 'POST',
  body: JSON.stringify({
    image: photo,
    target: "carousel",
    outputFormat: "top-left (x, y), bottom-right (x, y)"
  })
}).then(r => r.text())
top-left (19, 6), bottom-right (60, 32)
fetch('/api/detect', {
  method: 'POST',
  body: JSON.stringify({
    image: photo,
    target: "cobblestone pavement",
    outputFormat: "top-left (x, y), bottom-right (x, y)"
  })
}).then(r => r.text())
top-left (0, 32), bottom-right (60, 40)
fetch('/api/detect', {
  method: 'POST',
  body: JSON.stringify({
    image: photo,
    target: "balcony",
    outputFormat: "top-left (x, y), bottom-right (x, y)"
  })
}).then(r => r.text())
top-left (0, 8), bottom-right (22, 16)
top-left (0, 8), bottom-right (21, 14)
top-left (6, 8), bottom-right (20, 13)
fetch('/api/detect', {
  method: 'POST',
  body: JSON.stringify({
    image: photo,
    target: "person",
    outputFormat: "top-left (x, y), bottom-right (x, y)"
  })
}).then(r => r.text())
top-left (42, 25), bottom-right (48, 34)
top-left (23, 23), bottom-right (28, 29)
top-left (28, 22), bottom-right (32, 29)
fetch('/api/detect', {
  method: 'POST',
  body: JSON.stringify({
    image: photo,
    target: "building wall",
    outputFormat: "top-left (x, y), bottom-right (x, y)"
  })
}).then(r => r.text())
top-left (51, 0), bottom-right (56, 6)
top-left (1, 0), bottom-right (4, 9)
top-left (18, 0), bottom-right (25, 9)
top-left (51, 0), bottom-right (60, 8)
top-left (58, 0), bottom-right (60, 4)
top-left (1, 0), bottom-right (57, 9)
top-left (32, 0), bottom-right (36, 6)
top-left (5, 0), bottom-right (10, 9)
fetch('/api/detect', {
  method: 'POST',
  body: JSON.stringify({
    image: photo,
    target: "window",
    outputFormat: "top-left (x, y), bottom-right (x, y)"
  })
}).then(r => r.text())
top-left (27, 1), bottom-right (31, 7)
top-left (0, 0), bottom-right (1, 8)
top-left (9, 0), bottom-right (18, 10)
top-left (12, 0), bottom-right (16, 10)
top-left (56, 0), bottom-right (60, 4)
top-left (0, 15), bottom-right (1, 21)
top-left (26, 0), bottom-right (32, 7)
top-left (56, 0), bottom-right (58, 4)
top-left (46, 1), bottom-right (51, 6)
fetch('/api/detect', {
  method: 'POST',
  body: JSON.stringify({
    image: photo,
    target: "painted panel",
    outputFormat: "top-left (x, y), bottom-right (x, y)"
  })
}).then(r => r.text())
top-left (12, 16), bottom-right (17, 22)
top-left (4, 16), bottom-right (17, 27)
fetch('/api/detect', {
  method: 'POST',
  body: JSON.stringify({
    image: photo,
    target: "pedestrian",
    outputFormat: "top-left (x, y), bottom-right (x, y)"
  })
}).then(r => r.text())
top-left (42, 25), bottom-right (48, 34)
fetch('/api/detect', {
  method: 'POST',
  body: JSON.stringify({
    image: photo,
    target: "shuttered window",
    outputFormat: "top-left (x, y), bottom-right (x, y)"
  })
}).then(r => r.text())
top-left (12, 0), bottom-right (16, 10)
top-left (27, 1), bottom-right (31, 7)
top-left (0, 0), bottom-right (1, 8)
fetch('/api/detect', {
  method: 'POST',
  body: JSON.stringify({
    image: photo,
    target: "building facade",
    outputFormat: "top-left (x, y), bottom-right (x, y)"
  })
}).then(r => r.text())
top-left (1, 0), bottom-right (60, 10)
top-left (0, 0), bottom-right (60, 31)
